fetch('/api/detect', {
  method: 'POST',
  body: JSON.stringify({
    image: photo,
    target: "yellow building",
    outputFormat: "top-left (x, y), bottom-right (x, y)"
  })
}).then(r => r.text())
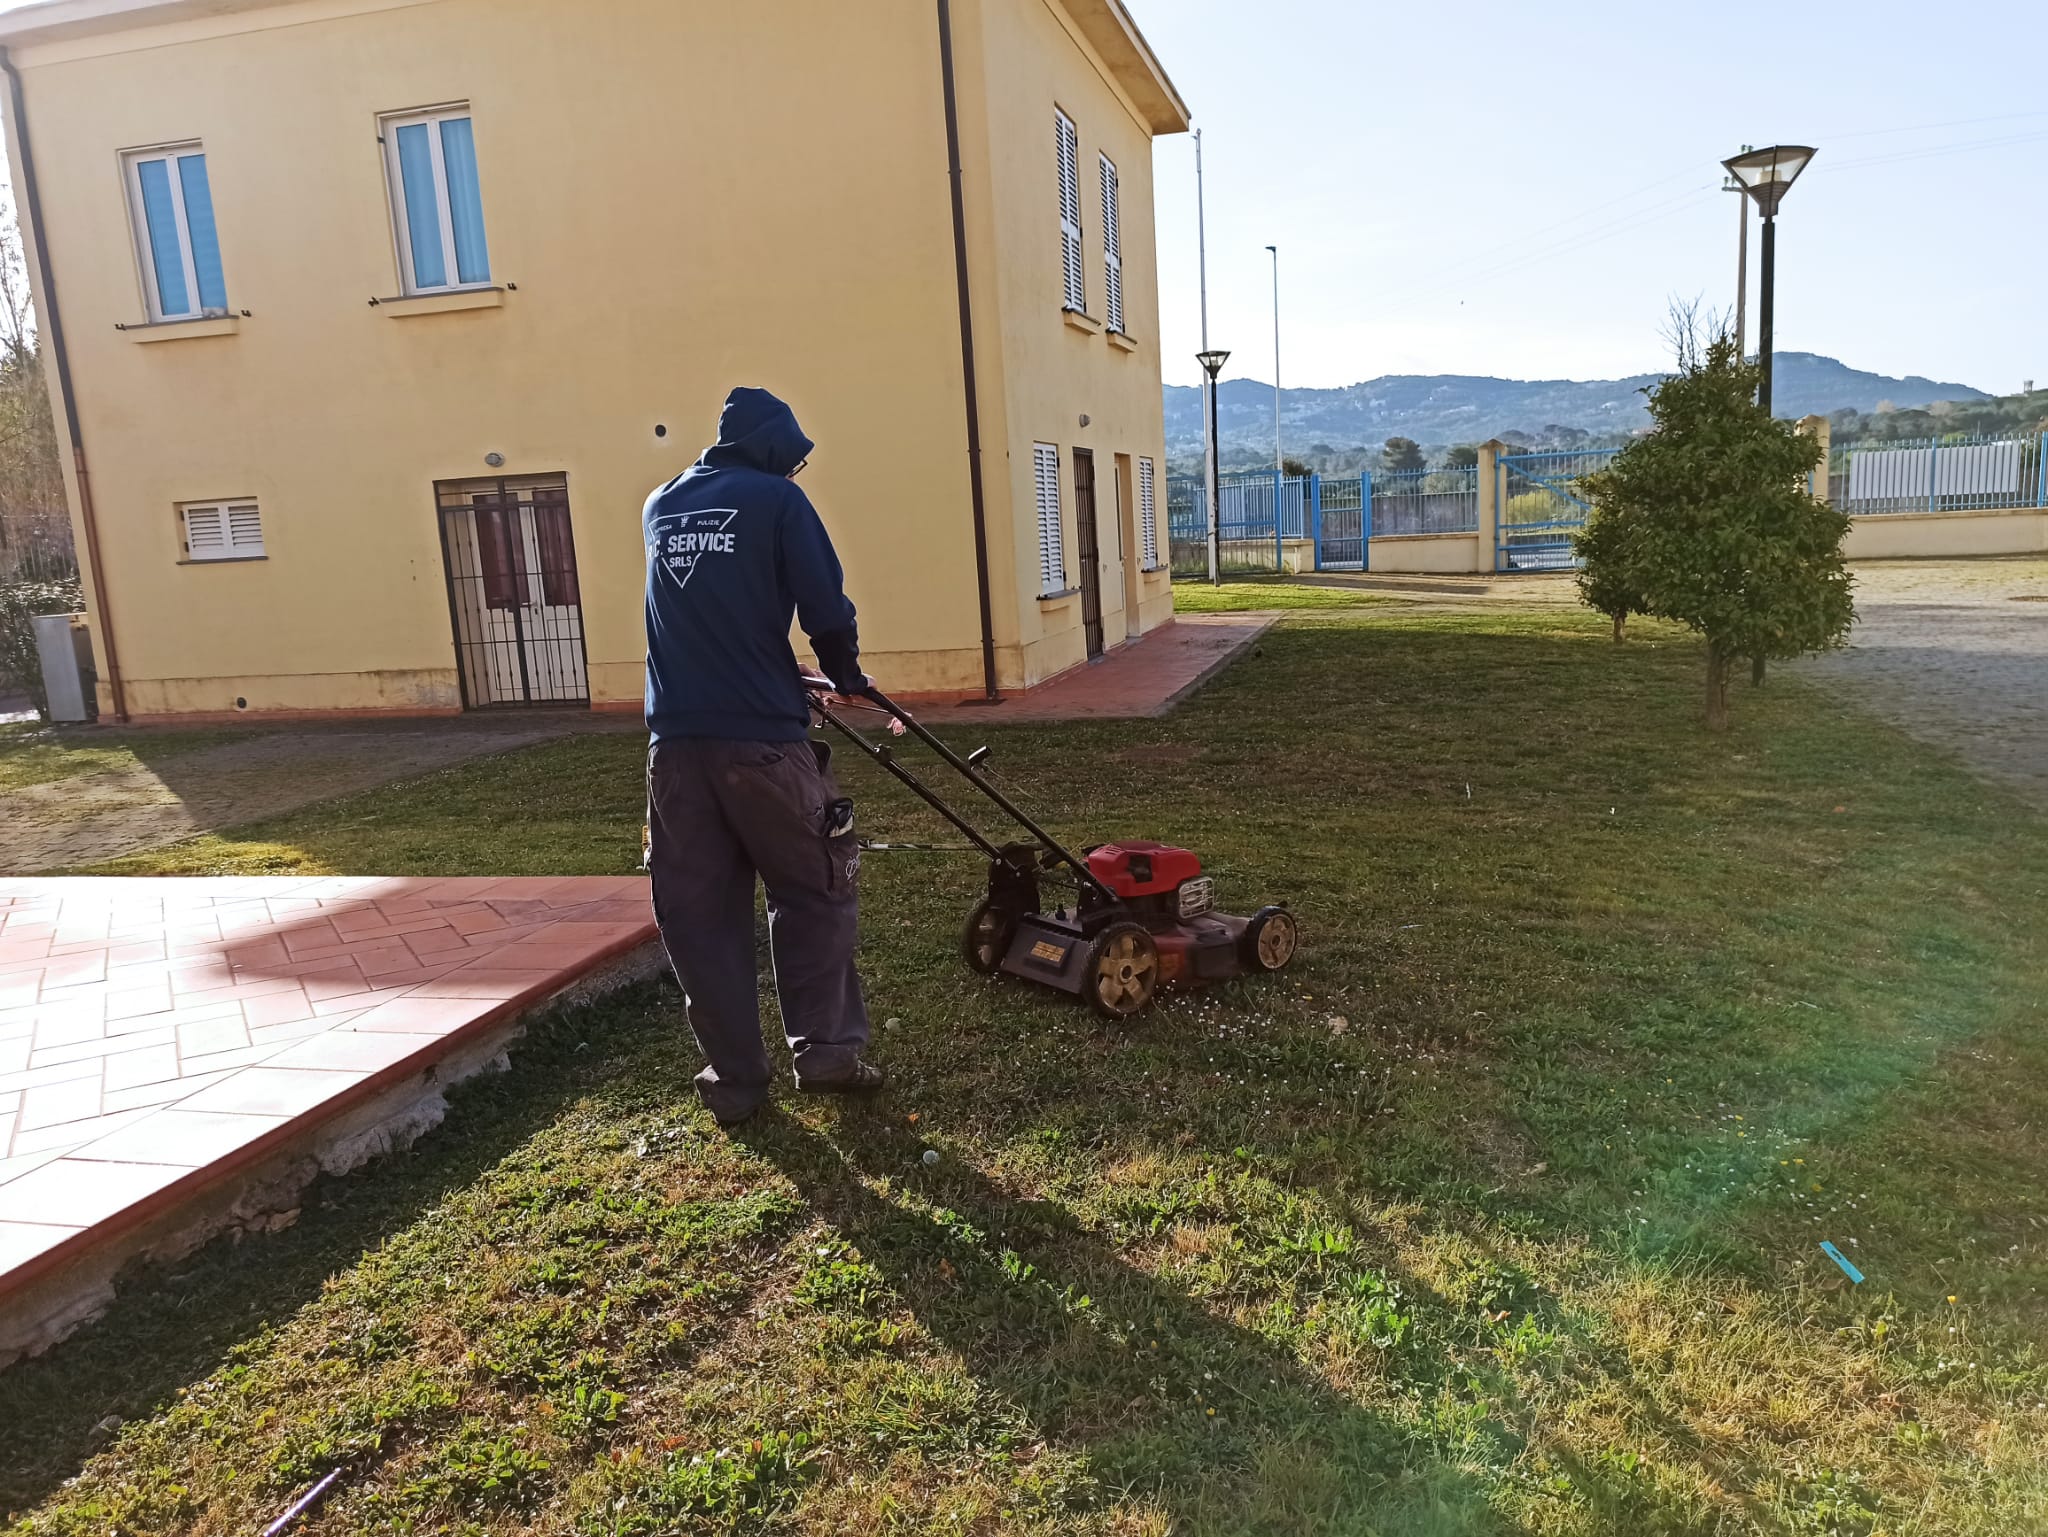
top-left (0, 0), bottom-right (1188, 720)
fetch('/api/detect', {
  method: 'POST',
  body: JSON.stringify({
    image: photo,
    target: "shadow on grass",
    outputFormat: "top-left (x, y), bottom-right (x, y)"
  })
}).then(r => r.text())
top-left (741, 1113), bottom-right (1524, 1537)
top-left (0, 984), bottom-right (669, 1517)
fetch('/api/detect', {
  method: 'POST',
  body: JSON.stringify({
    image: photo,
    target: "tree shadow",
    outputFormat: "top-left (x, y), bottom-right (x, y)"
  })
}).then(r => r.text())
top-left (739, 1112), bottom-right (1524, 1537)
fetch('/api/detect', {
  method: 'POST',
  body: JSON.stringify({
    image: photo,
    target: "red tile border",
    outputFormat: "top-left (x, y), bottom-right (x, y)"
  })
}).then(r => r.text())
top-left (0, 876), bottom-right (658, 1311)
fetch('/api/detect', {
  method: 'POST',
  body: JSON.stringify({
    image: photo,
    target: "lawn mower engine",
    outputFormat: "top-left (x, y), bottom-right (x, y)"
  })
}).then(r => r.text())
top-left (964, 839), bottom-right (1298, 1020)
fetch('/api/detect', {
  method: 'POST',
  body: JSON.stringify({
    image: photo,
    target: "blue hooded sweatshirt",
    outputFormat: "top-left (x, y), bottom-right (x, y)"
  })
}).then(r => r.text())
top-left (644, 388), bottom-right (861, 743)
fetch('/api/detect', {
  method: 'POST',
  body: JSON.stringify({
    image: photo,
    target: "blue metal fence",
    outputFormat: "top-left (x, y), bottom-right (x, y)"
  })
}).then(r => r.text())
top-left (1170, 465), bottom-right (1481, 574)
top-left (1371, 466), bottom-right (1480, 539)
top-left (1830, 432), bottom-right (2047, 516)
top-left (1166, 471), bottom-right (1313, 574)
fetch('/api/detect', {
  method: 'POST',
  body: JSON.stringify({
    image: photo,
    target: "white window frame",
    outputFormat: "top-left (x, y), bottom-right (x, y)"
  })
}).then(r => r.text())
top-left (180, 499), bottom-right (265, 562)
top-left (380, 104), bottom-right (491, 296)
top-left (1099, 152), bottom-right (1123, 334)
top-left (121, 142), bottom-right (225, 322)
top-left (1033, 443), bottom-right (1067, 595)
top-left (1138, 457), bottom-right (1160, 569)
top-left (1056, 110), bottom-right (1085, 314)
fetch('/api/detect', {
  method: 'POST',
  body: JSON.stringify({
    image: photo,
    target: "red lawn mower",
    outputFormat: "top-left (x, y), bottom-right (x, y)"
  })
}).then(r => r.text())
top-left (807, 681), bottom-right (1298, 1019)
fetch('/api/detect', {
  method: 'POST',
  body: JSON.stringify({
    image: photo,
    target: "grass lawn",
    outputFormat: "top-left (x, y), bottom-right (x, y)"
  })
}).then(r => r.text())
top-left (0, 722), bottom-right (243, 793)
top-left (1165, 578), bottom-right (1397, 613)
top-left (7, 605), bottom-right (2047, 1535)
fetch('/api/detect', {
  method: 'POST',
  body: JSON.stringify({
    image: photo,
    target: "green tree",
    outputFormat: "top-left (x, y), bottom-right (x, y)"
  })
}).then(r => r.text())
top-left (1281, 456), bottom-right (1313, 479)
top-left (1572, 503), bottom-right (1643, 643)
top-left (1381, 436), bottom-right (1424, 473)
top-left (1577, 329), bottom-right (1852, 731)
top-left (1443, 444), bottom-right (1480, 470)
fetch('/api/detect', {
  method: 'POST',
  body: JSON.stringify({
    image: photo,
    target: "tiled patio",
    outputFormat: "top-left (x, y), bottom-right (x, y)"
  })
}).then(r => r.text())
top-left (0, 876), bottom-right (656, 1335)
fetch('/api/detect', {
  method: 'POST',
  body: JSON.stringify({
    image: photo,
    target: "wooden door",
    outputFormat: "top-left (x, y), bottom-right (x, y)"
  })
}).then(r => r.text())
top-left (1073, 449), bottom-right (1104, 659)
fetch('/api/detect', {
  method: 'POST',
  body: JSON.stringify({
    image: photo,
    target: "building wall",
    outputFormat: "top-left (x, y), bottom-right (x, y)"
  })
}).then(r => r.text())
top-left (7, 0), bottom-right (1033, 717)
top-left (969, 0), bottom-right (1175, 689)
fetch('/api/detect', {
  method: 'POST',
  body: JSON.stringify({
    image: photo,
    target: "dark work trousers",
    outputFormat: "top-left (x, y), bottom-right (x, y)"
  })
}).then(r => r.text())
top-left (647, 737), bottom-right (869, 1120)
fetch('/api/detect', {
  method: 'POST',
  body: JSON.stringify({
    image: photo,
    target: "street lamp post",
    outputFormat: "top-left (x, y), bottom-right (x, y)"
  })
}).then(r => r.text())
top-left (1265, 245), bottom-right (1281, 476)
top-left (1721, 144), bottom-right (1817, 416)
top-left (1722, 143), bottom-right (1752, 356)
top-left (1197, 348), bottom-right (1230, 584)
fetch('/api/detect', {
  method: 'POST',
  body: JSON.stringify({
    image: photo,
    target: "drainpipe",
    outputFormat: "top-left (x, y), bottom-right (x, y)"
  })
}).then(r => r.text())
top-left (1, 46), bottom-right (127, 721)
top-left (934, 0), bottom-right (999, 700)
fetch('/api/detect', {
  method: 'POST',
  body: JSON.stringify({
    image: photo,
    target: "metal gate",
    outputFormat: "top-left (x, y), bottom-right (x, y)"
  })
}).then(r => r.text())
top-left (436, 474), bottom-right (591, 707)
top-left (1315, 475), bottom-right (1367, 569)
top-left (1495, 449), bottom-right (1616, 572)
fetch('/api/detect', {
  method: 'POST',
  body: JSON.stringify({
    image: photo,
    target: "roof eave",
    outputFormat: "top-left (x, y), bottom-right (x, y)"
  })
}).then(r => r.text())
top-left (0, 0), bottom-right (294, 48)
top-left (1056, 0), bottom-right (1191, 136)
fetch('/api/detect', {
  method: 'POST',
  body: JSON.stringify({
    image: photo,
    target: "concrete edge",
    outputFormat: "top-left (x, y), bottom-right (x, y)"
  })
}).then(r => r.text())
top-left (0, 937), bottom-right (667, 1371)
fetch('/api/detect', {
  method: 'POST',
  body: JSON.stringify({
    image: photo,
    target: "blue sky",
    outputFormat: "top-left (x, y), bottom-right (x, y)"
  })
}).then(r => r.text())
top-left (1136, 0), bottom-right (2048, 392)
top-left (2, 0), bottom-right (2038, 394)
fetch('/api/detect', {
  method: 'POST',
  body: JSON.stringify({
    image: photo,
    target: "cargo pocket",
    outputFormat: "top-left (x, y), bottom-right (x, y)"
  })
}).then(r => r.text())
top-left (822, 796), bottom-right (858, 891)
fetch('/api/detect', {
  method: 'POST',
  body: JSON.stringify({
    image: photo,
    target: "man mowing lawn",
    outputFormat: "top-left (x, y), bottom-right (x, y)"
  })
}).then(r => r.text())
top-left (643, 387), bottom-right (887, 1127)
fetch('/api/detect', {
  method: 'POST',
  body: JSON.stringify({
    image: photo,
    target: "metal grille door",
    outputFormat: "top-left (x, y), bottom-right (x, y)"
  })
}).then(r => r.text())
top-left (436, 475), bottom-right (591, 707)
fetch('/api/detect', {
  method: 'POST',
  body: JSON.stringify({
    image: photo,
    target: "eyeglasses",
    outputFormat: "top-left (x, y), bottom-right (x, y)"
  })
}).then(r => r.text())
top-left (788, 457), bottom-right (810, 480)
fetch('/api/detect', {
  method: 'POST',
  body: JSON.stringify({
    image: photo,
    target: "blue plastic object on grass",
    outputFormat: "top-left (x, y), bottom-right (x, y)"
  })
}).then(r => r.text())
top-left (1819, 1241), bottom-right (1864, 1284)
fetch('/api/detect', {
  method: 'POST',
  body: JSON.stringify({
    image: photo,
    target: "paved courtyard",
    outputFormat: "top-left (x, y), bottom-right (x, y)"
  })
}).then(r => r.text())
top-left (0, 716), bottom-right (613, 874)
top-left (1797, 558), bottom-right (2048, 809)
top-left (0, 876), bottom-right (655, 1349)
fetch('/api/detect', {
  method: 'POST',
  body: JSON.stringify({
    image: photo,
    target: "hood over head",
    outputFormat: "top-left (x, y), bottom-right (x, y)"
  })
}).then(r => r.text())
top-left (700, 387), bottom-right (815, 476)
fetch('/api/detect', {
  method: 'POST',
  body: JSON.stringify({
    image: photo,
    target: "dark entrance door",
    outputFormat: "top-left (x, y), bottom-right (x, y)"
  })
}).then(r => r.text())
top-left (1072, 448), bottom-right (1105, 659)
top-left (435, 475), bottom-right (591, 707)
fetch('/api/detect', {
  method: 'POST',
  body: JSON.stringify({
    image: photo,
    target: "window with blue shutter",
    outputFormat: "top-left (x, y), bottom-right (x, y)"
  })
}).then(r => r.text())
top-left (383, 106), bottom-right (493, 294)
top-left (124, 145), bottom-right (229, 321)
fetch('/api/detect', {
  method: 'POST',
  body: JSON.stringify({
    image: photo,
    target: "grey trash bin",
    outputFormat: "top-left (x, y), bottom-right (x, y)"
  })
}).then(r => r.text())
top-left (32, 612), bottom-right (97, 723)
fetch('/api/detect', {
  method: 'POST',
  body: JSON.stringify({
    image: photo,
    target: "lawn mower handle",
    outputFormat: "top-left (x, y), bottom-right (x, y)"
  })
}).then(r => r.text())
top-left (803, 678), bottom-right (1116, 905)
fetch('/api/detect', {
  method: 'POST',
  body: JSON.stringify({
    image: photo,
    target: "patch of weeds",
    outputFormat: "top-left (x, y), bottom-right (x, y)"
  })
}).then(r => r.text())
top-left (793, 1255), bottom-right (888, 1314)
top-left (265, 1372), bottom-right (459, 1487)
top-left (407, 1420), bottom-right (552, 1513)
top-left (468, 1301), bottom-right (612, 1389)
top-left (1491, 1310), bottom-right (1562, 1366)
top-left (1445, 1254), bottom-right (1536, 1319)
top-left (551, 1382), bottom-right (628, 1442)
top-left (1785, 1466), bottom-right (1881, 1536)
top-left (582, 1432), bottom-right (814, 1534)
top-left (1328, 1271), bottom-right (1413, 1351)
top-left (315, 1312), bottom-right (415, 1368)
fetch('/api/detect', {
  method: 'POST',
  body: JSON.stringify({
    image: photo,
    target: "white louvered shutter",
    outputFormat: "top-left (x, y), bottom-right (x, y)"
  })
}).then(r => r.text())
top-left (1056, 112), bottom-right (1084, 313)
top-left (183, 501), bottom-right (264, 560)
top-left (183, 504), bottom-right (227, 559)
top-left (1138, 457), bottom-right (1158, 568)
top-left (1033, 443), bottom-right (1065, 593)
top-left (226, 503), bottom-right (265, 556)
top-left (1099, 153), bottom-right (1123, 334)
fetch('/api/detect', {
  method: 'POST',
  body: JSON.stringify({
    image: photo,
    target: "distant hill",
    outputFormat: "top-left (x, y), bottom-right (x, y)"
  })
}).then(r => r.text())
top-left (1164, 353), bottom-right (1991, 462)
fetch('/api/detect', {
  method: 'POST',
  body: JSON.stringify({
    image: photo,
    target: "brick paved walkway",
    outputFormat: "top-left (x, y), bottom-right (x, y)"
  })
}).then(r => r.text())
top-left (915, 613), bottom-right (1275, 725)
top-left (1798, 558), bottom-right (2048, 809)
top-left (0, 718), bottom-right (605, 874)
top-left (0, 876), bottom-right (655, 1320)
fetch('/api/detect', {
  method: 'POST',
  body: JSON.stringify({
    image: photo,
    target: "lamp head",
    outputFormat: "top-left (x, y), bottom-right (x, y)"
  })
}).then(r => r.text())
top-left (1196, 349), bottom-right (1231, 378)
top-left (1721, 144), bottom-right (1816, 218)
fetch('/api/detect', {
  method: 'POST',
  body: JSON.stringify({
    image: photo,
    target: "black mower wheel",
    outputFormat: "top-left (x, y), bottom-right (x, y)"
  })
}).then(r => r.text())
top-left (962, 900), bottom-right (1017, 976)
top-left (1086, 921), bottom-right (1160, 1020)
top-left (1240, 906), bottom-right (1299, 973)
